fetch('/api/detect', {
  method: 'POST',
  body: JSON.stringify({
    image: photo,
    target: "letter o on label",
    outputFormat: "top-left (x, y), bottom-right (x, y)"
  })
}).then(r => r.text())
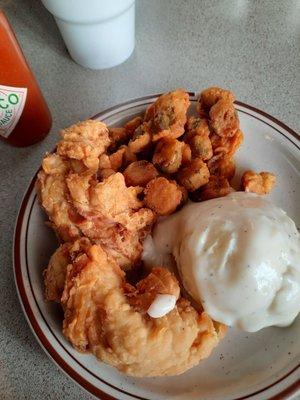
top-left (8, 94), bottom-right (19, 105)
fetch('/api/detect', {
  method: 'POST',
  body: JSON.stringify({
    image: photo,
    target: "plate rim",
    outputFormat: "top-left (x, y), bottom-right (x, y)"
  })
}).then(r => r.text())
top-left (13, 94), bottom-right (300, 400)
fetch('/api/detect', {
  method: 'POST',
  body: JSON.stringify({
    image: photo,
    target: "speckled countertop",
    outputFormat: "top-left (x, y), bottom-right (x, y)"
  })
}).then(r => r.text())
top-left (0, 0), bottom-right (299, 399)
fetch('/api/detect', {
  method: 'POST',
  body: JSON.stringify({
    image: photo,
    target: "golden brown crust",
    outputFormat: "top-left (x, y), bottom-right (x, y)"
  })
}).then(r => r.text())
top-left (152, 137), bottom-right (184, 173)
top-left (61, 243), bottom-right (226, 377)
top-left (177, 158), bottom-right (210, 191)
top-left (150, 89), bottom-right (190, 141)
top-left (207, 155), bottom-right (236, 181)
top-left (125, 267), bottom-right (180, 313)
top-left (241, 170), bottom-right (276, 194)
top-left (144, 177), bottom-right (183, 215)
top-left (57, 120), bottom-right (110, 171)
top-left (123, 160), bottom-right (159, 187)
top-left (197, 87), bottom-right (235, 117)
top-left (209, 98), bottom-right (239, 138)
top-left (128, 122), bottom-right (152, 153)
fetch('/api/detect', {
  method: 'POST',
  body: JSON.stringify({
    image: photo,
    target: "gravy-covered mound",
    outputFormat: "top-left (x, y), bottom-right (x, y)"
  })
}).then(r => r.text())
top-left (147, 192), bottom-right (300, 332)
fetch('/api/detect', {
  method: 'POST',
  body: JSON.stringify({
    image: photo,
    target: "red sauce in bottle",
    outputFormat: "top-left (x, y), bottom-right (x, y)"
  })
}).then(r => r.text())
top-left (0, 11), bottom-right (52, 147)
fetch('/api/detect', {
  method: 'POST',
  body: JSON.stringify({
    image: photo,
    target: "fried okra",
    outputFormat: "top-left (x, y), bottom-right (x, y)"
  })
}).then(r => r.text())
top-left (128, 122), bottom-right (152, 153)
top-left (152, 138), bottom-right (184, 174)
top-left (144, 177), bottom-right (183, 215)
top-left (177, 158), bottom-right (210, 191)
top-left (207, 155), bottom-right (235, 181)
top-left (210, 129), bottom-right (243, 157)
top-left (241, 171), bottom-right (276, 195)
top-left (123, 161), bottom-right (159, 187)
top-left (151, 89), bottom-right (190, 141)
top-left (197, 87), bottom-right (235, 117)
top-left (209, 98), bottom-right (239, 138)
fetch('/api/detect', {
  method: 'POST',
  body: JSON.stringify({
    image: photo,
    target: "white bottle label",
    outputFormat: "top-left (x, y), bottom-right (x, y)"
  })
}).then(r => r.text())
top-left (0, 85), bottom-right (27, 138)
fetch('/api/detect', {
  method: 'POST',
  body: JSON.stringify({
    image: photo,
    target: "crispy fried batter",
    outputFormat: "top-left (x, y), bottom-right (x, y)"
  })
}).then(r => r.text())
top-left (44, 238), bottom-right (91, 302)
top-left (181, 142), bottom-right (192, 165)
top-left (209, 98), bottom-right (239, 138)
top-left (128, 122), bottom-right (152, 153)
top-left (61, 243), bottom-right (226, 376)
top-left (123, 161), bottom-right (159, 187)
top-left (197, 87), bottom-right (235, 117)
top-left (152, 138), bottom-right (184, 173)
top-left (190, 176), bottom-right (233, 201)
top-left (186, 133), bottom-right (213, 161)
top-left (37, 122), bottom-right (156, 271)
top-left (186, 116), bottom-right (210, 140)
top-left (144, 177), bottom-right (183, 215)
top-left (57, 120), bottom-right (110, 171)
top-left (109, 127), bottom-right (128, 151)
top-left (151, 90), bottom-right (190, 141)
top-left (37, 155), bottom-right (82, 241)
top-left (124, 116), bottom-right (143, 135)
top-left (177, 158), bottom-right (210, 191)
top-left (125, 267), bottom-right (180, 313)
top-left (207, 155), bottom-right (236, 181)
top-left (241, 171), bottom-right (276, 195)
top-left (210, 129), bottom-right (243, 157)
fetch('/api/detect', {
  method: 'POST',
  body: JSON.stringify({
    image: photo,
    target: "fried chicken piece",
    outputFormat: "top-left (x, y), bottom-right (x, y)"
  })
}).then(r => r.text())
top-left (151, 90), bottom-right (190, 141)
top-left (210, 129), bottom-right (244, 157)
top-left (98, 168), bottom-right (116, 180)
top-left (44, 238), bottom-right (91, 302)
top-left (57, 120), bottom-right (110, 171)
top-left (37, 154), bottom-right (82, 241)
top-left (124, 116), bottom-right (143, 135)
top-left (190, 176), bottom-right (233, 202)
top-left (61, 243), bottom-right (226, 377)
top-left (209, 98), bottom-right (239, 138)
top-left (98, 154), bottom-right (111, 169)
top-left (241, 171), bottom-right (276, 195)
top-left (123, 161), bottom-right (159, 187)
top-left (125, 267), bottom-right (180, 313)
top-left (66, 172), bottom-right (141, 220)
top-left (128, 122), bottom-right (152, 153)
top-left (177, 158), bottom-right (210, 192)
top-left (152, 138), bottom-right (184, 173)
top-left (197, 87), bottom-right (235, 117)
top-left (207, 155), bottom-right (235, 181)
top-left (144, 177), bottom-right (183, 215)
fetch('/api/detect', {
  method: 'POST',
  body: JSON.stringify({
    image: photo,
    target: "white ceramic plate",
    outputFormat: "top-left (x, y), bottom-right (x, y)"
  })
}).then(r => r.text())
top-left (14, 94), bottom-right (300, 400)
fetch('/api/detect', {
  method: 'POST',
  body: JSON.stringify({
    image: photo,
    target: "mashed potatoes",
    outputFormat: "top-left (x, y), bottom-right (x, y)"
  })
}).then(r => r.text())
top-left (146, 192), bottom-right (300, 332)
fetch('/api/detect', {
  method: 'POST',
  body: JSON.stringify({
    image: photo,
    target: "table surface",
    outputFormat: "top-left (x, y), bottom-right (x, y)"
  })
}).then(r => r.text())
top-left (0, 0), bottom-right (299, 399)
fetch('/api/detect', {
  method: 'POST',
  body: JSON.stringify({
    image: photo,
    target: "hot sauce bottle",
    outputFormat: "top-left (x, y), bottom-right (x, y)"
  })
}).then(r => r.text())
top-left (0, 11), bottom-right (52, 147)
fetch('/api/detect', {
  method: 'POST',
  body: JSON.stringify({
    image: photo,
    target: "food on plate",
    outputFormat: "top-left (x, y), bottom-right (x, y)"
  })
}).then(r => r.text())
top-left (241, 170), bottom-right (276, 194)
top-left (152, 137), bottom-right (184, 173)
top-left (57, 120), bottom-right (110, 171)
top-left (197, 86), bottom-right (235, 117)
top-left (150, 89), bottom-right (190, 141)
top-left (207, 155), bottom-right (235, 181)
top-left (39, 86), bottom-right (282, 377)
top-left (59, 240), bottom-right (226, 376)
top-left (144, 177), bottom-right (183, 215)
top-left (191, 175), bottom-right (233, 201)
top-left (128, 122), bottom-right (152, 153)
top-left (37, 122), bottom-right (155, 270)
top-left (177, 158), bottom-right (210, 191)
top-left (123, 160), bottom-right (159, 187)
top-left (146, 192), bottom-right (300, 332)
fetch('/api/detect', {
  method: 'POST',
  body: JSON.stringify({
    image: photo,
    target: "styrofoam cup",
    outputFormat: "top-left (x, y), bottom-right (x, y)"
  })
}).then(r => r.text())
top-left (41, 0), bottom-right (135, 70)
